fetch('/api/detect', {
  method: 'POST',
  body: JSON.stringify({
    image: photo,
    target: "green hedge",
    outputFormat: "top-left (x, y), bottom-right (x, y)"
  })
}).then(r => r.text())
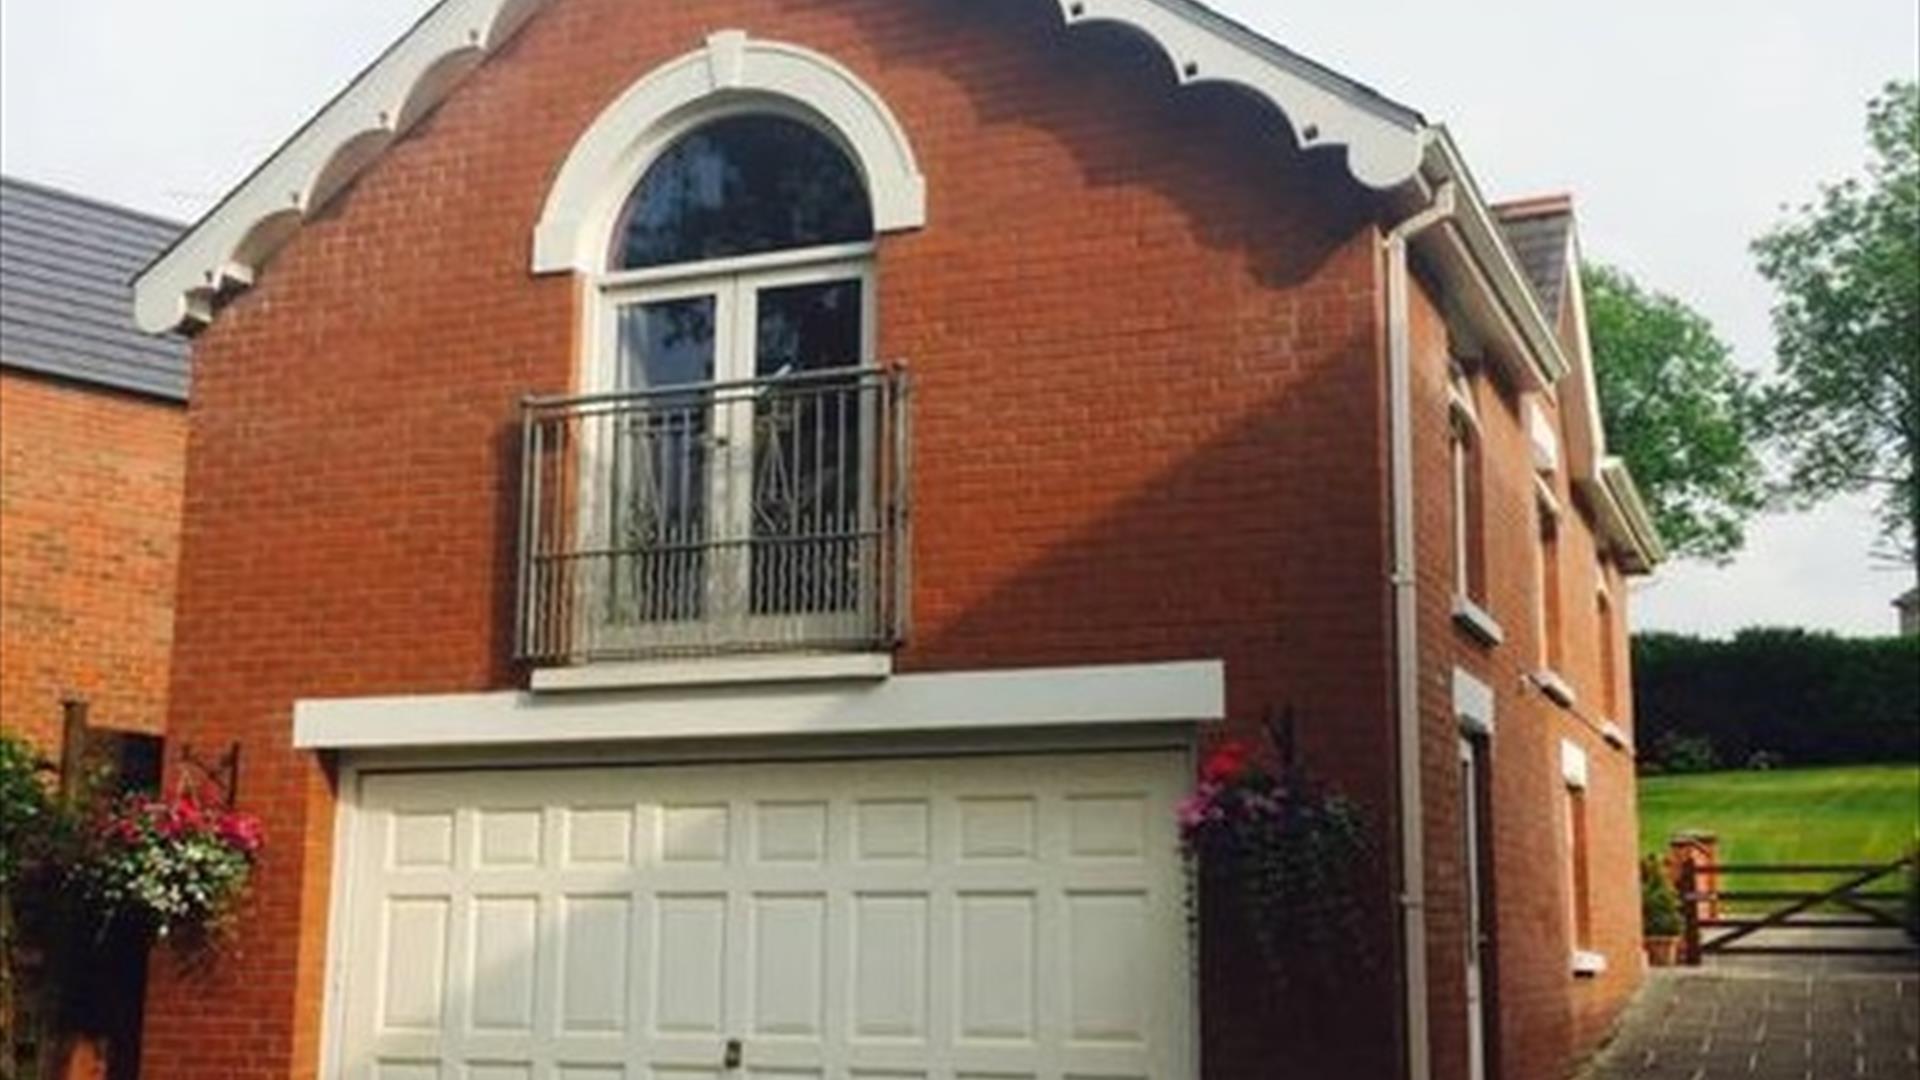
top-left (1632, 628), bottom-right (1920, 770)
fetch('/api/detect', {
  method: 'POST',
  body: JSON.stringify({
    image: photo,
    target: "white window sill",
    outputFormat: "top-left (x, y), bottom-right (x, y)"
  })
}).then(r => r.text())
top-left (530, 652), bottom-right (893, 693)
top-left (1533, 669), bottom-right (1576, 708)
top-left (1572, 950), bottom-right (1607, 978)
top-left (1599, 719), bottom-right (1629, 750)
top-left (1452, 596), bottom-right (1505, 646)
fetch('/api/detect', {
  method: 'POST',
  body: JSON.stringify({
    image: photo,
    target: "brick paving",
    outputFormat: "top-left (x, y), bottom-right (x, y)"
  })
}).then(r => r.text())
top-left (1583, 966), bottom-right (1919, 1079)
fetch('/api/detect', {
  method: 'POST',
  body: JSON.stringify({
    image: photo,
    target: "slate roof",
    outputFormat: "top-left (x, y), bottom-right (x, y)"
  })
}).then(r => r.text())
top-left (1, 175), bottom-right (189, 400)
top-left (1493, 196), bottom-right (1574, 320)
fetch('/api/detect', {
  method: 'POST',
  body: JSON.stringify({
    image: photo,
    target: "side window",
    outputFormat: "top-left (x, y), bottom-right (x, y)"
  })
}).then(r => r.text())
top-left (1449, 365), bottom-right (1487, 607)
top-left (1597, 584), bottom-right (1619, 720)
top-left (1561, 740), bottom-right (1595, 969)
top-left (1567, 785), bottom-right (1592, 948)
top-left (1536, 496), bottom-right (1563, 674)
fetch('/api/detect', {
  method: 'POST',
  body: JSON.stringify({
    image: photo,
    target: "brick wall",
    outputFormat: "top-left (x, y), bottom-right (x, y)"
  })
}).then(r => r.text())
top-left (0, 369), bottom-right (184, 748)
top-left (1408, 276), bottom-right (1642, 1080)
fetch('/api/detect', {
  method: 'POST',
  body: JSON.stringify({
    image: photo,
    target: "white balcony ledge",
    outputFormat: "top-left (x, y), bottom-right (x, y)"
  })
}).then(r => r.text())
top-left (531, 652), bottom-right (892, 693)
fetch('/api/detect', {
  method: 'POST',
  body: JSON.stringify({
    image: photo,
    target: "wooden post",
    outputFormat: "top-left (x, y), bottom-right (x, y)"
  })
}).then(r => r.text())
top-left (57, 698), bottom-right (88, 808)
top-left (1679, 860), bottom-right (1702, 966)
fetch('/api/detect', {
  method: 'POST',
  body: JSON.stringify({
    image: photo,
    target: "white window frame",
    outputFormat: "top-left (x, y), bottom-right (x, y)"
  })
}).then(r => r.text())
top-left (1450, 367), bottom-right (1504, 644)
top-left (1533, 486), bottom-right (1574, 705)
top-left (1560, 739), bottom-right (1603, 976)
top-left (582, 245), bottom-right (880, 652)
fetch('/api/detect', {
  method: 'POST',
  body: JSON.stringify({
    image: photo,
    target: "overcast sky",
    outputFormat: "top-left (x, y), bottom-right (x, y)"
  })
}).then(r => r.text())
top-left (3, 1), bottom-right (1915, 637)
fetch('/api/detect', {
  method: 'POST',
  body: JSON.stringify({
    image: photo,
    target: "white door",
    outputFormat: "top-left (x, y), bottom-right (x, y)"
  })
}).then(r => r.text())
top-left (334, 750), bottom-right (1194, 1080)
top-left (1458, 736), bottom-right (1489, 1080)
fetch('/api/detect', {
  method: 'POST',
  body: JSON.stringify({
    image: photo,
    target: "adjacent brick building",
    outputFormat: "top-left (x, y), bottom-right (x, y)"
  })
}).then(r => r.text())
top-left (124, 3), bottom-right (1664, 1079)
top-left (0, 174), bottom-right (189, 1080)
top-left (0, 176), bottom-right (188, 752)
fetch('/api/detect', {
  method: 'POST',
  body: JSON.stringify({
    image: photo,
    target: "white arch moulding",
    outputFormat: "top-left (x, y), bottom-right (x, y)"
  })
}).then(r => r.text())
top-left (530, 30), bottom-right (928, 275)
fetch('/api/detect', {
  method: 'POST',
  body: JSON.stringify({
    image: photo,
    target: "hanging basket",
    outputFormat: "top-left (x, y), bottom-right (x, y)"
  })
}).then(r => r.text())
top-left (1178, 734), bottom-right (1374, 981)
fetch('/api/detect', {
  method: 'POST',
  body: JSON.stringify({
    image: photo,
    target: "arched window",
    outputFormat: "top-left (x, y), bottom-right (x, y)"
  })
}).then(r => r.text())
top-left (584, 111), bottom-right (880, 646)
top-left (611, 113), bottom-right (872, 270)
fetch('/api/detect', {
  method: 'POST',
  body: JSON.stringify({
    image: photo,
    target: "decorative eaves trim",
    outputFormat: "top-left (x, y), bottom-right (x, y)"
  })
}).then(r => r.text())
top-left (132, 0), bottom-right (1434, 333)
top-left (1055, 1), bottom-right (1425, 188)
top-left (132, 0), bottom-right (550, 333)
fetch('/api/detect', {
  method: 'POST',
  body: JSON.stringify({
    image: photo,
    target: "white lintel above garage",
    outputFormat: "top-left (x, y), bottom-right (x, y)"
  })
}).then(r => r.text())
top-left (294, 659), bottom-right (1226, 751)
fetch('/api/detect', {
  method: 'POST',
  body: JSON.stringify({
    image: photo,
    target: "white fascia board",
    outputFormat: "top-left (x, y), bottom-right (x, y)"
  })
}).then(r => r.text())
top-left (1577, 474), bottom-right (1645, 575)
top-left (1559, 240), bottom-right (1610, 485)
top-left (295, 659), bottom-right (1226, 750)
top-left (1601, 457), bottom-right (1666, 567)
top-left (1417, 130), bottom-right (1571, 392)
top-left (131, 0), bottom-right (551, 333)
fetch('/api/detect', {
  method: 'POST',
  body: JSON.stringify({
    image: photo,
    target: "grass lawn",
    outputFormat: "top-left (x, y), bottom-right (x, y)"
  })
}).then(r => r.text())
top-left (1639, 764), bottom-right (1920, 908)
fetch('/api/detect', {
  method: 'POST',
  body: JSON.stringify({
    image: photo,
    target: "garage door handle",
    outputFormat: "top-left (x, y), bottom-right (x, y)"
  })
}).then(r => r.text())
top-left (723, 1038), bottom-right (741, 1070)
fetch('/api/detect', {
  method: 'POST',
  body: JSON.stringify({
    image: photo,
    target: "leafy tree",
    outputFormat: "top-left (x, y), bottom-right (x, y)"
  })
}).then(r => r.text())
top-left (1583, 263), bottom-right (1769, 561)
top-left (1753, 80), bottom-right (1920, 579)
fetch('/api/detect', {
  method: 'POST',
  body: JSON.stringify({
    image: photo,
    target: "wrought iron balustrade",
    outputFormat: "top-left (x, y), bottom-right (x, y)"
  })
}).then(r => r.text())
top-left (517, 366), bottom-right (909, 663)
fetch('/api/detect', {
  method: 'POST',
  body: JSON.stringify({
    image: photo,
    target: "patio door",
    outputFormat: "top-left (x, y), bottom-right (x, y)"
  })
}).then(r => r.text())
top-left (596, 260), bottom-right (874, 645)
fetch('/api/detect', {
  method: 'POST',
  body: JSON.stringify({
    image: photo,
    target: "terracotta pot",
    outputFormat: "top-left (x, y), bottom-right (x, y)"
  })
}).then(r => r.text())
top-left (1644, 935), bottom-right (1681, 967)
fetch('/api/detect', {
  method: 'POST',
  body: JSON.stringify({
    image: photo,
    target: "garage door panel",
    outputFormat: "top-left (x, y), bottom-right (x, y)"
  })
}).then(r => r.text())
top-left (381, 895), bottom-right (453, 1032)
top-left (653, 893), bottom-right (729, 1035)
top-left (557, 893), bottom-right (632, 1034)
top-left (339, 751), bottom-right (1191, 1080)
top-left (469, 894), bottom-right (541, 1034)
top-left (748, 892), bottom-right (829, 1038)
top-left (848, 892), bottom-right (929, 1043)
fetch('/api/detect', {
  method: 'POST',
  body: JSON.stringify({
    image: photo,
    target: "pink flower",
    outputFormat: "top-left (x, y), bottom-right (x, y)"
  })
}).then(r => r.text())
top-left (174, 792), bottom-right (207, 834)
top-left (217, 812), bottom-right (264, 855)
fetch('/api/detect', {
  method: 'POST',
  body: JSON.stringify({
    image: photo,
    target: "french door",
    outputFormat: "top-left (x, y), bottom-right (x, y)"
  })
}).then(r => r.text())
top-left (589, 257), bottom-right (876, 649)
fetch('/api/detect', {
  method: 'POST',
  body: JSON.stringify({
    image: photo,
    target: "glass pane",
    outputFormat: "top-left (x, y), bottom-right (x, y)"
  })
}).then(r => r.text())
top-left (613, 114), bottom-right (873, 270)
top-left (609, 296), bottom-right (715, 623)
top-left (750, 280), bottom-right (865, 617)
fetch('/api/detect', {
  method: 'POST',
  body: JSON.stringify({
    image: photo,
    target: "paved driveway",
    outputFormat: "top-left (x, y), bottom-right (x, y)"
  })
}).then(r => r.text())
top-left (1582, 966), bottom-right (1919, 1080)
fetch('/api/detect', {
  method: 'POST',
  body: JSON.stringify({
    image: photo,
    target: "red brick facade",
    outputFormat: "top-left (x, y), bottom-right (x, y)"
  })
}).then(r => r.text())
top-left (1409, 281), bottom-right (1642, 1080)
top-left (143, 2), bottom-right (1642, 1078)
top-left (0, 370), bottom-right (184, 748)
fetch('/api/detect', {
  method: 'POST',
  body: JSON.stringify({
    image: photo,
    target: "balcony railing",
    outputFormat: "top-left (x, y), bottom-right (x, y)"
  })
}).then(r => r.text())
top-left (516, 366), bottom-right (910, 664)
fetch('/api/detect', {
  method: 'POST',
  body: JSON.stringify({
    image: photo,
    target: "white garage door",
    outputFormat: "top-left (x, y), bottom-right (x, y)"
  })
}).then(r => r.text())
top-left (334, 750), bottom-right (1193, 1080)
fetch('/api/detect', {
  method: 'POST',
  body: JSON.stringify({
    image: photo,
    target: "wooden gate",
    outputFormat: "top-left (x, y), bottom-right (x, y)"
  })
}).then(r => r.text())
top-left (1678, 856), bottom-right (1918, 963)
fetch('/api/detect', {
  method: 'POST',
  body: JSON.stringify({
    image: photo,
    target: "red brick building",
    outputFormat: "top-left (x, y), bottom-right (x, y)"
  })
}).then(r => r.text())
top-left (0, 176), bottom-right (187, 753)
top-left (127, 3), bottom-right (1663, 1079)
top-left (0, 174), bottom-right (189, 1080)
